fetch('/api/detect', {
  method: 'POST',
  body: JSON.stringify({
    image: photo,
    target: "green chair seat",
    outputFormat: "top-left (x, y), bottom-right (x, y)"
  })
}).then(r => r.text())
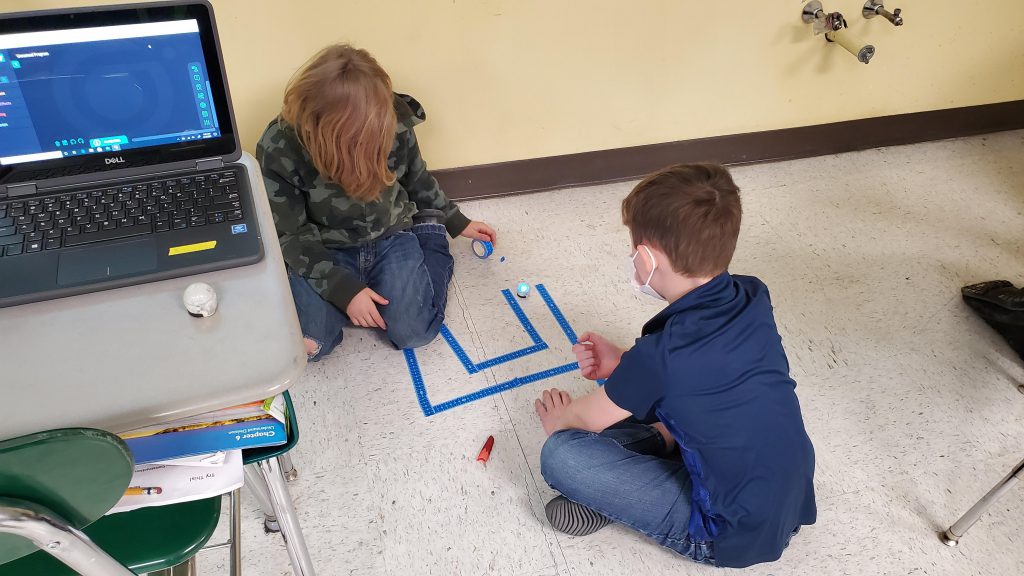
top-left (1, 427), bottom-right (226, 574)
top-left (0, 429), bottom-right (133, 565)
top-left (0, 496), bottom-right (221, 575)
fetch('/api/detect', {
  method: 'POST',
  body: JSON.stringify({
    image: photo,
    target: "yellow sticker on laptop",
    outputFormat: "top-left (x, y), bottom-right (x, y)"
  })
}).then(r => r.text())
top-left (168, 241), bottom-right (217, 256)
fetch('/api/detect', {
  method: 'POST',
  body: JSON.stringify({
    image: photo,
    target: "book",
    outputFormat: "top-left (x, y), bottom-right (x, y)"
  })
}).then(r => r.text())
top-left (124, 415), bottom-right (287, 464)
top-left (119, 395), bottom-right (287, 440)
top-left (120, 394), bottom-right (289, 464)
top-left (110, 449), bottom-right (244, 513)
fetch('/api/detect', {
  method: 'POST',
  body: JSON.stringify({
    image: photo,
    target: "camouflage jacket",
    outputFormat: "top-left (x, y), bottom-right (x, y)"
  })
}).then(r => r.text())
top-left (256, 93), bottom-right (470, 310)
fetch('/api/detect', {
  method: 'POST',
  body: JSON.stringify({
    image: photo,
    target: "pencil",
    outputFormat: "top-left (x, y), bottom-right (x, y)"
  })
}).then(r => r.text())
top-left (125, 486), bottom-right (163, 496)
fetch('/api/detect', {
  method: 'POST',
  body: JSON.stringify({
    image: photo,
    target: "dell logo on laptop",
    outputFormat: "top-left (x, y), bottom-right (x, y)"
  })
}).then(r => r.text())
top-left (105, 157), bottom-right (126, 165)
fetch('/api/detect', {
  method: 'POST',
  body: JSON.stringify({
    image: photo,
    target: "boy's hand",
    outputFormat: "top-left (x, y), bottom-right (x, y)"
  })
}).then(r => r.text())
top-left (460, 221), bottom-right (497, 244)
top-left (535, 388), bottom-right (573, 436)
top-left (346, 287), bottom-right (389, 330)
top-left (573, 332), bottom-right (624, 380)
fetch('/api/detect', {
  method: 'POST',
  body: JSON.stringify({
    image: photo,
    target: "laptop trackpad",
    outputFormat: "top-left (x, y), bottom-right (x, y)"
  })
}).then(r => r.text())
top-left (57, 239), bottom-right (158, 286)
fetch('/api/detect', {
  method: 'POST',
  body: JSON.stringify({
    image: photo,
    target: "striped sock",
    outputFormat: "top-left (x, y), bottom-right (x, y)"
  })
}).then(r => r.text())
top-left (545, 496), bottom-right (613, 536)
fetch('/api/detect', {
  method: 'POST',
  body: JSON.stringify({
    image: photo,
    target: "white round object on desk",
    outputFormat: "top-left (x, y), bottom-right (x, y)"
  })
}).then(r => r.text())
top-left (183, 282), bottom-right (218, 318)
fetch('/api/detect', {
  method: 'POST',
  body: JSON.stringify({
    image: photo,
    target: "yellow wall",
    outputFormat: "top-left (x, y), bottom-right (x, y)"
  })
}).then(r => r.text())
top-left (14, 1), bottom-right (1024, 169)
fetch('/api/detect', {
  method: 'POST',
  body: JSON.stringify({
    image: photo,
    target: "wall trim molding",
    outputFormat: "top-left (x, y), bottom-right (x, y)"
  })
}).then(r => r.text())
top-left (434, 100), bottom-right (1024, 200)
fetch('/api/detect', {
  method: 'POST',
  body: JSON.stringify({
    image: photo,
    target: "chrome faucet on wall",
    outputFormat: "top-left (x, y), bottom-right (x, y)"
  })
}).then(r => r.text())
top-left (801, 1), bottom-right (876, 64)
top-left (863, 1), bottom-right (904, 26)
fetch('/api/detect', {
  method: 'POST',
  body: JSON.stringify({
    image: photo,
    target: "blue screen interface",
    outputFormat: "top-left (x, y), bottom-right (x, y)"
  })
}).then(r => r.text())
top-left (0, 20), bottom-right (220, 165)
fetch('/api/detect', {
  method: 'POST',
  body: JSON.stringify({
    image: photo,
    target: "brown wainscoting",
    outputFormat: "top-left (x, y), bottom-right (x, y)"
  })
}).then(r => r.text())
top-left (434, 100), bottom-right (1024, 200)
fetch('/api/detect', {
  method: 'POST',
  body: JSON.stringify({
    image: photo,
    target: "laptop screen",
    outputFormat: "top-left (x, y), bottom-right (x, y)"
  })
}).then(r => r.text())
top-left (0, 3), bottom-right (238, 189)
top-left (0, 20), bottom-right (221, 165)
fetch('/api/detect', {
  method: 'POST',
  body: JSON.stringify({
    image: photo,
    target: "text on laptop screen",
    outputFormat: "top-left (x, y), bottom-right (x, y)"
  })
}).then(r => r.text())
top-left (0, 20), bottom-right (221, 166)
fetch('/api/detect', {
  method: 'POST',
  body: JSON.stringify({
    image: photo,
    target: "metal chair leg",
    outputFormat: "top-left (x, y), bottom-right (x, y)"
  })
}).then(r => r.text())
top-left (243, 464), bottom-right (280, 532)
top-left (0, 498), bottom-right (135, 576)
top-left (256, 457), bottom-right (316, 576)
top-left (172, 558), bottom-right (197, 575)
top-left (941, 456), bottom-right (1024, 546)
top-left (146, 556), bottom-right (197, 575)
top-left (278, 452), bottom-right (299, 482)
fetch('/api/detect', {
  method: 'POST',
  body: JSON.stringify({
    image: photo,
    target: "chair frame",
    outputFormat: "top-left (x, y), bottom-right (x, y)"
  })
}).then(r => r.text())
top-left (1, 390), bottom-right (311, 576)
top-left (0, 497), bottom-right (136, 576)
top-left (941, 456), bottom-right (1024, 546)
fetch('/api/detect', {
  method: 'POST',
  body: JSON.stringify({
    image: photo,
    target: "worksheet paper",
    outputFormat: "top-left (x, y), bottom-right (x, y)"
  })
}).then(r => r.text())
top-left (110, 448), bottom-right (243, 513)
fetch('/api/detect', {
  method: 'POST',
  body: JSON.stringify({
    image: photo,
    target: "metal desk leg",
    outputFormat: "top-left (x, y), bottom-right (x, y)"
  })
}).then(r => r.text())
top-left (941, 456), bottom-right (1024, 546)
top-left (255, 457), bottom-right (316, 576)
top-left (229, 488), bottom-right (242, 576)
top-left (279, 452), bottom-right (299, 482)
top-left (243, 464), bottom-right (280, 533)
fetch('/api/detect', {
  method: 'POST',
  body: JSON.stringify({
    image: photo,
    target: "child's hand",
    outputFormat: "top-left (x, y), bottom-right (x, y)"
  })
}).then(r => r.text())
top-left (460, 221), bottom-right (497, 244)
top-left (573, 332), bottom-right (624, 380)
top-left (535, 388), bottom-right (573, 436)
top-left (346, 287), bottom-right (389, 330)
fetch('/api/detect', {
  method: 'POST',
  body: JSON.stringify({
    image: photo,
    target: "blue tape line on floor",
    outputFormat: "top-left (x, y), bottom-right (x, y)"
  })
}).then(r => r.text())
top-left (536, 284), bottom-right (577, 345)
top-left (536, 283), bottom-right (604, 384)
top-left (502, 288), bottom-right (544, 345)
top-left (405, 283), bottom-right (596, 416)
top-left (474, 342), bottom-right (549, 370)
top-left (428, 362), bottom-right (580, 414)
top-left (439, 288), bottom-right (549, 375)
top-left (404, 348), bottom-right (435, 416)
top-left (440, 325), bottom-right (479, 374)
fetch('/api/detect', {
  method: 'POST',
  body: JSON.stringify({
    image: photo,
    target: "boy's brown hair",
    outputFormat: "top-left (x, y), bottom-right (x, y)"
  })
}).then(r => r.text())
top-left (281, 44), bottom-right (396, 201)
top-left (621, 163), bottom-right (742, 277)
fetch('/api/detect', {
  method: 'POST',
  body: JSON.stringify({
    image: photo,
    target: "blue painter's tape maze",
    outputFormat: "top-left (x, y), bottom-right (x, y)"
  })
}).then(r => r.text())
top-left (404, 283), bottom-right (600, 416)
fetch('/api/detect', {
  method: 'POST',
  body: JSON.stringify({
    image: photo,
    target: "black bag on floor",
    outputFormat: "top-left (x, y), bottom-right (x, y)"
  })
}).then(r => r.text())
top-left (962, 280), bottom-right (1024, 361)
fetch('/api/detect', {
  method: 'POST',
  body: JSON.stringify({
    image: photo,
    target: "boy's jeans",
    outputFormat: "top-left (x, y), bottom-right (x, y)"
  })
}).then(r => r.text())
top-left (540, 421), bottom-right (715, 565)
top-left (287, 223), bottom-right (454, 360)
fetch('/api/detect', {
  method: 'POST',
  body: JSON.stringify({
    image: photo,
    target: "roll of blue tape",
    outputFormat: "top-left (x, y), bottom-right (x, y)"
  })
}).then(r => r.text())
top-left (472, 239), bottom-right (494, 259)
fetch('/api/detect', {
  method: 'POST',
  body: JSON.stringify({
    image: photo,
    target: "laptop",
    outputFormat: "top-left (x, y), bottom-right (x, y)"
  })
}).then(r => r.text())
top-left (0, 1), bottom-right (263, 308)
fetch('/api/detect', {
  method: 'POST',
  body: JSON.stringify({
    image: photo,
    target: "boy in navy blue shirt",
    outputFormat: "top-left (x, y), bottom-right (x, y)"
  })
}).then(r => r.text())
top-left (534, 164), bottom-right (816, 568)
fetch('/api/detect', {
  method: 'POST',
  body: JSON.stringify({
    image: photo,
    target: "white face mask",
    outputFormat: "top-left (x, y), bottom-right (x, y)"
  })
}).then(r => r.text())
top-left (630, 246), bottom-right (666, 301)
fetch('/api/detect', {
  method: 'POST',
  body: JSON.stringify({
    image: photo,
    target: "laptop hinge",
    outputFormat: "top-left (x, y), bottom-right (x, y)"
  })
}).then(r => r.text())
top-left (4, 182), bottom-right (38, 199)
top-left (196, 158), bottom-right (224, 171)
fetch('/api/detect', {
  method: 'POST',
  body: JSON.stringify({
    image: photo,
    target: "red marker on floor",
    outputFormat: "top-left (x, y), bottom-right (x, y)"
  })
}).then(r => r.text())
top-left (477, 435), bottom-right (495, 464)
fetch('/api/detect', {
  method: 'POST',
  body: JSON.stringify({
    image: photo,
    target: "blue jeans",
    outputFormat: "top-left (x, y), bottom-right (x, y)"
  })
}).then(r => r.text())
top-left (540, 421), bottom-right (715, 565)
top-left (287, 223), bottom-right (454, 360)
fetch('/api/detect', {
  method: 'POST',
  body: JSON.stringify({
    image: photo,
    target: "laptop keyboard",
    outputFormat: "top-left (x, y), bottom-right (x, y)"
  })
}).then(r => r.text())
top-left (0, 169), bottom-right (244, 257)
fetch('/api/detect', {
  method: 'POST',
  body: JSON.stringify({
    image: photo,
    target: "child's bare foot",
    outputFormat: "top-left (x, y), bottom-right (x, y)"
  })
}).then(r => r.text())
top-left (303, 338), bottom-right (320, 358)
